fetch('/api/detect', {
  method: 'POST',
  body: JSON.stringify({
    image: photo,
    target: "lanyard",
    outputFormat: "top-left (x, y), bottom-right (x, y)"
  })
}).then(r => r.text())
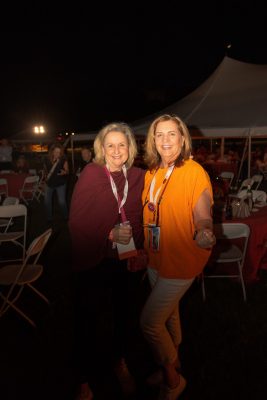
top-left (144, 165), bottom-right (175, 225)
top-left (149, 165), bottom-right (175, 206)
top-left (104, 164), bottom-right (128, 215)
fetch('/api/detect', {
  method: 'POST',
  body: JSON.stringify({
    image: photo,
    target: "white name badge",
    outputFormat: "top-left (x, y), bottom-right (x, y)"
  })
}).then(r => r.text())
top-left (116, 238), bottom-right (138, 260)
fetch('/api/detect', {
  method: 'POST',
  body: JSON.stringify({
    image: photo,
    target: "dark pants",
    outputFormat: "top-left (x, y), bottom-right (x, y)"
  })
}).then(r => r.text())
top-left (72, 258), bottom-right (143, 384)
top-left (44, 183), bottom-right (68, 220)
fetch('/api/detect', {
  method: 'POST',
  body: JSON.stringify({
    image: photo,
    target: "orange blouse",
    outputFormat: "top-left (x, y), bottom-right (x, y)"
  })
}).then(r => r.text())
top-left (142, 159), bottom-right (213, 279)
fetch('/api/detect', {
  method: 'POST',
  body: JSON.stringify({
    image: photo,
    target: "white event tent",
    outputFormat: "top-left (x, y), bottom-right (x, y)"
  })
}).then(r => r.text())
top-left (71, 56), bottom-right (267, 176)
top-left (130, 56), bottom-right (267, 177)
top-left (132, 56), bottom-right (267, 137)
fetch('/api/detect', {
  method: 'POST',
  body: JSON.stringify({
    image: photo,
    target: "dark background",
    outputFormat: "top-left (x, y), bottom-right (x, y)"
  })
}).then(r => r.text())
top-left (1, 4), bottom-right (267, 137)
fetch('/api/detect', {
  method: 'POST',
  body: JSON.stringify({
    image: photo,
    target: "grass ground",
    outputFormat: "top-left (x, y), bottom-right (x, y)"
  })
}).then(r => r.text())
top-left (0, 176), bottom-right (267, 399)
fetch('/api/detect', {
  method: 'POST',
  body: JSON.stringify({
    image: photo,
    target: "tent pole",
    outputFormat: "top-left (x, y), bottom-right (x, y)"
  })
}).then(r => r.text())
top-left (220, 137), bottom-right (225, 160)
top-left (248, 129), bottom-right (251, 178)
top-left (236, 137), bottom-right (248, 185)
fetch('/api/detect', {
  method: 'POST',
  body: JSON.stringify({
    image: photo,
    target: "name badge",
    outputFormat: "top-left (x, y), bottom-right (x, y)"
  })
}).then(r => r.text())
top-left (115, 222), bottom-right (137, 260)
top-left (148, 224), bottom-right (160, 252)
top-left (116, 238), bottom-right (137, 260)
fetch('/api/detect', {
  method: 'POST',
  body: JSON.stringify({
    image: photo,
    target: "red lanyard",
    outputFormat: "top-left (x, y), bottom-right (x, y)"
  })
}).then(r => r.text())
top-left (144, 166), bottom-right (175, 225)
top-left (104, 165), bottom-right (128, 221)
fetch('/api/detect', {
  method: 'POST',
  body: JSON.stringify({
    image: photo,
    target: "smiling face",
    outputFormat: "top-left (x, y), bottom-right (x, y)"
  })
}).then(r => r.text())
top-left (102, 131), bottom-right (129, 171)
top-left (154, 120), bottom-right (184, 167)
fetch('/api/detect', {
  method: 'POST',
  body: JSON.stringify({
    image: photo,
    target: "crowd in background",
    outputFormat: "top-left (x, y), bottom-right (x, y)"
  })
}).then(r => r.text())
top-left (1, 136), bottom-right (267, 177)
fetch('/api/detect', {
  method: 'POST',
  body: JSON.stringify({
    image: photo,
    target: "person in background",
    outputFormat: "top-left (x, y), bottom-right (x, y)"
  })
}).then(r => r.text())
top-left (226, 148), bottom-right (240, 164)
top-left (76, 146), bottom-right (92, 177)
top-left (0, 138), bottom-right (13, 170)
top-left (13, 155), bottom-right (29, 173)
top-left (140, 114), bottom-right (216, 400)
top-left (69, 122), bottom-right (145, 400)
top-left (194, 144), bottom-right (208, 164)
top-left (43, 143), bottom-right (69, 223)
top-left (254, 147), bottom-right (267, 174)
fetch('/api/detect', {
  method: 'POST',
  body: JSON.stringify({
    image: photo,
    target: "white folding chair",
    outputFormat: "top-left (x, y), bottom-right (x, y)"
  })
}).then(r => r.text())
top-left (219, 171), bottom-right (234, 187)
top-left (239, 178), bottom-right (254, 191)
top-left (19, 175), bottom-right (39, 205)
top-left (0, 204), bottom-right (27, 263)
top-left (0, 197), bottom-right (20, 230)
top-left (228, 177), bottom-right (255, 200)
top-left (251, 174), bottom-right (263, 190)
top-left (2, 197), bottom-right (19, 206)
top-left (0, 178), bottom-right (8, 197)
top-left (201, 223), bottom-right (250, 302)
top-left (233, 189), bottom-right (267, 203)
top-left (0, 228), bottom-right (52, 327)
top-left (29, 169), bottom-right (37, 175)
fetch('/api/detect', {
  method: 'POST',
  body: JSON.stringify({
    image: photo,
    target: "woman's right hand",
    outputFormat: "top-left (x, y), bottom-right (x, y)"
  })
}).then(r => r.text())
top-left (111, 224), bottom-right (132, 245)
top-left (195, 229), bottom-right (216, 249)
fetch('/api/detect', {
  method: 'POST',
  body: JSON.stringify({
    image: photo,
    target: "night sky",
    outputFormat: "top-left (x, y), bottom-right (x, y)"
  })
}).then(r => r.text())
top-left (1, 4), bottom-right (267, 138)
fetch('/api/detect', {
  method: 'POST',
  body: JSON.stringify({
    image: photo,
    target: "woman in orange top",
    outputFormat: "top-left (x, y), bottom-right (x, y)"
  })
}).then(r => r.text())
top-left (140, 114), bottom-right (216, 400)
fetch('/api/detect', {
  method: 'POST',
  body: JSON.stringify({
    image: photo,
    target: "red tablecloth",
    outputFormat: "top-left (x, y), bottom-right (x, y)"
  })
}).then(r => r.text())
top-left (214, 206), bottom-right (267, 283)
top-left (0, 173), bottom-right (32, 197)
top-left (203, 161), bottom-right (238, 178)
top-left (233, 206), bottom-right (267, 283)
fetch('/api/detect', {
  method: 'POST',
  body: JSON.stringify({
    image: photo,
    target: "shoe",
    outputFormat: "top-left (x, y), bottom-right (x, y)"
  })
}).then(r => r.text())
top-left (75, 383), bottom-right (93, 400)
top-left (158, 374), bottom-right (186, 400)
top-left (114, 358), bottom-right (136, 396)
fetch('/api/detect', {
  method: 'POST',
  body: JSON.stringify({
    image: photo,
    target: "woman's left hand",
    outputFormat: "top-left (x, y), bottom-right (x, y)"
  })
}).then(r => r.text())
top-left (195, 229), bottom-right (216, 249)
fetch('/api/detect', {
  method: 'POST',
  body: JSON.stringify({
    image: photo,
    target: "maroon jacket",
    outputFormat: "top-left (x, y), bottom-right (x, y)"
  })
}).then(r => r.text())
top-left (69, 163), bottom-right (145, 271)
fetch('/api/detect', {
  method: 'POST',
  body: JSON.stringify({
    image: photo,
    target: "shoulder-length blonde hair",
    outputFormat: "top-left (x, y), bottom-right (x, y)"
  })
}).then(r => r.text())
top-left (144, 114), bottom-right (192, 170)
top-left (48, 143), bottom-right (65, 163)
top-left (93, 122), bottom-right (137, 169)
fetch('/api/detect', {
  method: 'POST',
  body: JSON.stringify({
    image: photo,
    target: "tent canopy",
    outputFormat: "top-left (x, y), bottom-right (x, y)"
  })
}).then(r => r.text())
top-left (132, 56), bottom-right (267, 138)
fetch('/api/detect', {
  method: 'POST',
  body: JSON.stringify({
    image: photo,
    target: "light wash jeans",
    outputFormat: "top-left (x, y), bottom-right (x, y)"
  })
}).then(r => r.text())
top-left (44, 184), bottom-right (68, 221)
top-left (140, 267), bottom-right (194, 366)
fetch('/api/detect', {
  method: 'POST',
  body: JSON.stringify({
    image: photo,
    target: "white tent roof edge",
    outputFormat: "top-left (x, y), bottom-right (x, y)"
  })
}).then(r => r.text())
top-left (130, 56), bottom-right (267, 138)
top-left (8, 57), bottom-right (267, 144)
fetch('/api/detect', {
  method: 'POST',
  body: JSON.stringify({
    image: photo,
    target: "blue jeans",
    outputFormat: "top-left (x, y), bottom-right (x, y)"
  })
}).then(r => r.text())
top-left (44, 184), bottom-right (68, 221)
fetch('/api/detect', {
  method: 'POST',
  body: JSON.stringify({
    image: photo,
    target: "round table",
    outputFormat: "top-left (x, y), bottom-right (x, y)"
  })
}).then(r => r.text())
top-left (213, 203), bottom-right (267, 283)
top-left (203, 161), bottom-right (238, 180)
top-left (0, 172), bottom-right (32, 198)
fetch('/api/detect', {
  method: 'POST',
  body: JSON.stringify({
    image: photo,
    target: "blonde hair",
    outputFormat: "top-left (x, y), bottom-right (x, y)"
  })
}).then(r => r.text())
top-left (93, 122), bottom-right (137, 169)
top-left (144, 114), bottom-right (192, 169)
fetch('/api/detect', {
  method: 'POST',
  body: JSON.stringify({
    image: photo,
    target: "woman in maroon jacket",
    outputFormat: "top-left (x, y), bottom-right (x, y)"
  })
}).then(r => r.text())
top-left (69, 122), bottom-right (145, 400)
